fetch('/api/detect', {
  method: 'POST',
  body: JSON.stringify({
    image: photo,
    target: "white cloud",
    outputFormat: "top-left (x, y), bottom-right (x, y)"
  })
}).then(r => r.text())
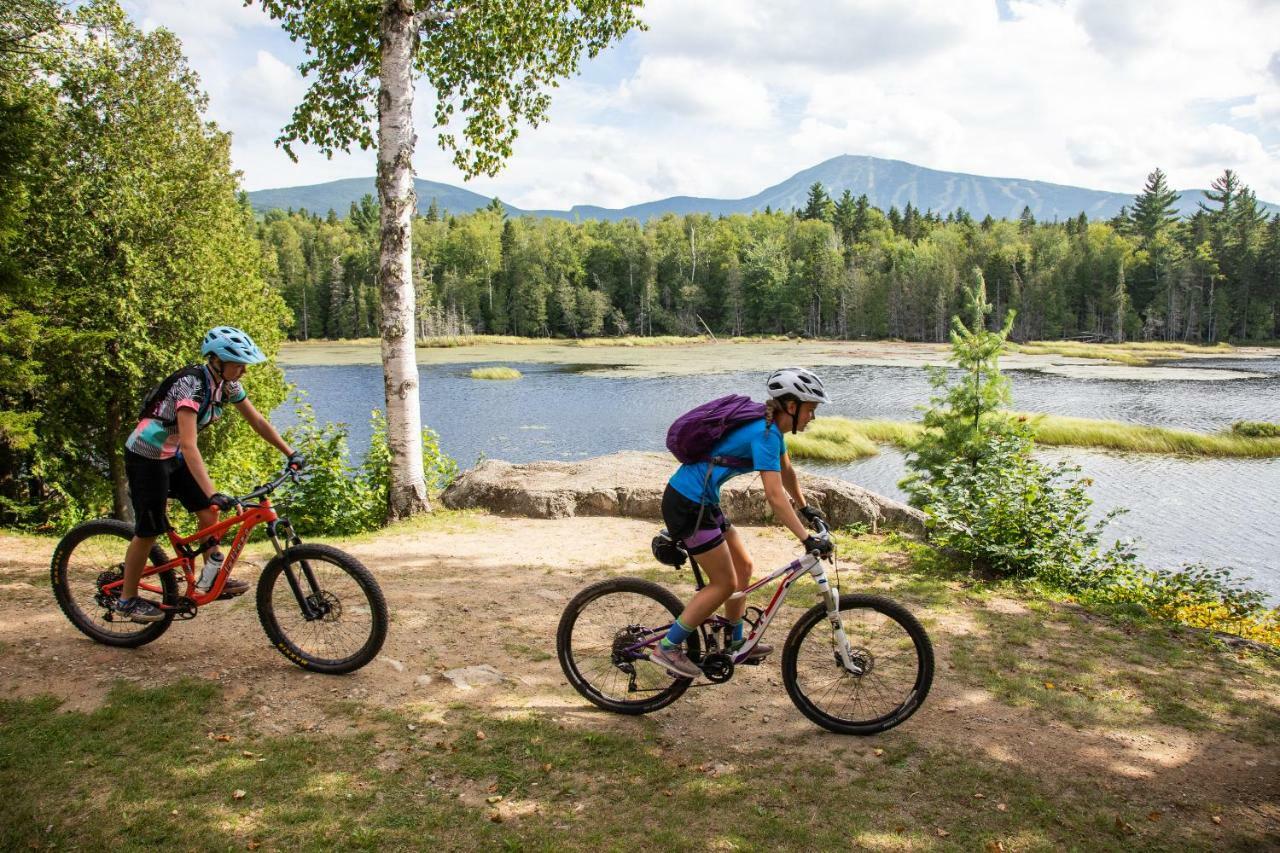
top-left (119, 0), bottom-right (1280, 204)
top-left (620, 57), bottom-right (774, 129)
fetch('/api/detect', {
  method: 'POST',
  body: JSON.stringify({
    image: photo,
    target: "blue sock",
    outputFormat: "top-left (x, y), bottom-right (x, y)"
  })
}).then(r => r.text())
top-left (731, 619), bottom-right (745, 644)
top-left (660, 618), bottom-right (693, 650)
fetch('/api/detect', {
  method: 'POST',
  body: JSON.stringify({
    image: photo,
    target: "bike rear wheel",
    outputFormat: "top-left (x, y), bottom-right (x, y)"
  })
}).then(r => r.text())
top-left (50, 519), bottom-right (179, 648)
top-left (781, 594), bottom-right (934, 735)
top-left (255, 544), bottom-right (387, 674)
top-left (557, 577), bottom-right (701, 715)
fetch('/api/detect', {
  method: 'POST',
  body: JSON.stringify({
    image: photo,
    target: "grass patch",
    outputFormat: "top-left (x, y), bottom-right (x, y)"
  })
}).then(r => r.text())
top-left (1009, 340), bottom-right (1233, 366)
top-left (571, 335), bottom-right (705, 347)
top-left (2, 681), bottom-right (1265, 851)
top-left (787, 419), bottom-right (919, 461)
top-left (1021, 412), bottom-right (1280, 457)
top-left (1232, 420), bottom-right (1280, 438)
top-left (786, 415), bottom-right (1280, 461)
top-left (469, 366), bottom-right (523, 380)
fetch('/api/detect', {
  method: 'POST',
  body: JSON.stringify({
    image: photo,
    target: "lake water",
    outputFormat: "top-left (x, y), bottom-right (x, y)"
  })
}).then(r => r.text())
top-left (278, 358), bottom-right (1280, 601)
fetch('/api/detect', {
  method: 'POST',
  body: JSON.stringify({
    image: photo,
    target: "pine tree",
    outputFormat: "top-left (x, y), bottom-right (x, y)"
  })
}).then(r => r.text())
top-left (1130, 168), bottom-right (1181, 243)
top-left (1019, 205), bottom-right (1036, 234)
top-left (800, 182), bottom-right (834, 222)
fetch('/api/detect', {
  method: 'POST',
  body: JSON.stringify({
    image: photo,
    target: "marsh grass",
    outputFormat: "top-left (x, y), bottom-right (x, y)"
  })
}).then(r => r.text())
top-left (3, 680), bottom-right (1263, 851)
top-left (1009, 340), bottom-right (1233, 366)
top-left (786, 415), bottom-right (1280, 461)
top-left (571, 335), bottom-right (704, 347)
top-left (1022, 413), bottom-right (1280, 457)
top-left (469, 366), bottom-right (523, 380)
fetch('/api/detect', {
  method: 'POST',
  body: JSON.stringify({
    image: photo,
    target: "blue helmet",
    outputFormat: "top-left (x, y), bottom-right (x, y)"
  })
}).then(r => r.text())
top-left (201, 326), bottom-right (266, 365)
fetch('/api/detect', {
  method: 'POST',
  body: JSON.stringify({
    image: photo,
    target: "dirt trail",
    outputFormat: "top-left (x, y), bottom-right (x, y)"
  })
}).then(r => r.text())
top-left (2, 516), bottom-right (1277, 839)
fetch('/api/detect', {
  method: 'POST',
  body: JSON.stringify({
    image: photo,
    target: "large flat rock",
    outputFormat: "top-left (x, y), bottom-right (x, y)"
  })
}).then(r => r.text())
top-left (440, 451), bottom-right (924, 535)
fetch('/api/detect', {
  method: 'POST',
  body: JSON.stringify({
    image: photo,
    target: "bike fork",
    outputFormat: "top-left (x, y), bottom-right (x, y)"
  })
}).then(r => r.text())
top-left (267, 520), bottom-right (324, 621)
top-left (810, 560), bottom-right (863, 676)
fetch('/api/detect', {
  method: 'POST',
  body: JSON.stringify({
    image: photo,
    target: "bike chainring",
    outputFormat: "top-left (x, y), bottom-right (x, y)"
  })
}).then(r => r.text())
top-left (700, 652), bottom-right (735, 684)
top-left (172, 597), bottom-right (198, 620)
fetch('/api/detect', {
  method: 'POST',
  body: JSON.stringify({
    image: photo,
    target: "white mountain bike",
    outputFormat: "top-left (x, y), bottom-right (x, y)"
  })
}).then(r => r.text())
top-left (556, 518), bottom-right (934, 735)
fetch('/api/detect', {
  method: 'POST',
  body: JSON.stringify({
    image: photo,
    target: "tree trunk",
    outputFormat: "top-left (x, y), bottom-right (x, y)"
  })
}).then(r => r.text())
top-left (108, 397), bottom-right (133, 523)
top-left (377, 0), bottom-right (429, 520)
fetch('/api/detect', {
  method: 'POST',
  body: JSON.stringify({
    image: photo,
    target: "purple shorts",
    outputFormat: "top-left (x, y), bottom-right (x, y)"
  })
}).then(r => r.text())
top-left (661, 484), bottom-right (731, 555)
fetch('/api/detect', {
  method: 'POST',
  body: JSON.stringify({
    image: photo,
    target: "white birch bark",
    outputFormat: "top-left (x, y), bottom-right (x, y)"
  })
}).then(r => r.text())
top-left (378, 0), bottom-right (429, 519)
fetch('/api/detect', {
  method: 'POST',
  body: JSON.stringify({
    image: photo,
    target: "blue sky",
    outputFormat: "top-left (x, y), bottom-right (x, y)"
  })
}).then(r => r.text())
top-left (123, 0), bottom-right (1280, 207)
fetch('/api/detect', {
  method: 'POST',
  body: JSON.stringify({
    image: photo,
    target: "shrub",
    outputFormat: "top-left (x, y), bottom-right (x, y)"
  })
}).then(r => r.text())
top-left (911, 431), bottom-right (1135, 583)
top-left (271, 404), bottom-right (457, 537)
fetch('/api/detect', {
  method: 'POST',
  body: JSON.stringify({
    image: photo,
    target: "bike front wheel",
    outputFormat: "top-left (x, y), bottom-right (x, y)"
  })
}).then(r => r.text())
top-left (557, 577), bottom-right (702, 715)
top-left (50, 519), bottom-right (179, 648)
top-left (781, 594), bottom-right (934, 735)
top-left (256, 544), bottom-right (388, 674)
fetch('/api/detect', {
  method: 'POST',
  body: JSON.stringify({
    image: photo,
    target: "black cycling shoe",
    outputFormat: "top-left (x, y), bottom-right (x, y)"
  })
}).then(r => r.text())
top-left (214, 577), bottom-right (251, 599)
top-left (111, 597), bottom-right (165, 623)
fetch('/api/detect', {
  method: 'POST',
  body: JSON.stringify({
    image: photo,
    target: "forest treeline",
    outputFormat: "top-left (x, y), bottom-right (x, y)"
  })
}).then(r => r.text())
top-left (260, 170), bottom-right (1280, 344)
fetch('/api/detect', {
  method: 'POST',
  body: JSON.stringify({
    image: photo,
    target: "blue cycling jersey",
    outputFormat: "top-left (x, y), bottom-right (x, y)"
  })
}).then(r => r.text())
top-left (668, 417), bottom-right (786, 505)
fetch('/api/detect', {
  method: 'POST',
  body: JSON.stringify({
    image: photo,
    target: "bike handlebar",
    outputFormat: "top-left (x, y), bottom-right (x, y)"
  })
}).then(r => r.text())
top-left (235, 466), bottom-right (303, 504)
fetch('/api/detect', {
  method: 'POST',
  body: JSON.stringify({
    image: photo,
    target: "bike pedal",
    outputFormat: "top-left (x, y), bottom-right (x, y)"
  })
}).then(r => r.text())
top-left (738, 657), bottom-right (765, 666)
top-left (216, 589), bottom-right (248, 600)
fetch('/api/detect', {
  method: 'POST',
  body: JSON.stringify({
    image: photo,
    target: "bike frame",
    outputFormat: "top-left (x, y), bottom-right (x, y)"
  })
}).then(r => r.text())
top-left (101, 495), bottom-right (299, 610)
top-left (626, 548), bottom-right (863, 675)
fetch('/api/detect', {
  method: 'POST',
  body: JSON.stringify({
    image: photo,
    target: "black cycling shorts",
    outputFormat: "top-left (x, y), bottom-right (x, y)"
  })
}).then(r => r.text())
top-left (661, 484), bottom-right (731, 555)
top-left (125, 450), bottom-right (212, 538)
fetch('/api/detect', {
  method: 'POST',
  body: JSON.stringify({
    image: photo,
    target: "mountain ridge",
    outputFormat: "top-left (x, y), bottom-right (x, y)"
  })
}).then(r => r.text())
top-left (247, 154), bottom-right (1278, 223)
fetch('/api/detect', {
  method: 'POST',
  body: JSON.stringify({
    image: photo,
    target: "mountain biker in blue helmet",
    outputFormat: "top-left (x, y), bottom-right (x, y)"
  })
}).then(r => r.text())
top-left (112, 326), bottom-right (304, 623)
top-left (652, 367), bottom-right (834, 679)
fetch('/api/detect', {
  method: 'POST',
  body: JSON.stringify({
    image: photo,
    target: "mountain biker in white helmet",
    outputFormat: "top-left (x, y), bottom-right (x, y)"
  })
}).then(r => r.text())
top-left (652, 367), bottom-right (834, 679)
top-left (112, 327), bottom-right (304, 623)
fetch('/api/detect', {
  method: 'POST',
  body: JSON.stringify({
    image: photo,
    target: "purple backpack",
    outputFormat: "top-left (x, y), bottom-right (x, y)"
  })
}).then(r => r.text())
top-left (666, 394), bottom-right (766, 467)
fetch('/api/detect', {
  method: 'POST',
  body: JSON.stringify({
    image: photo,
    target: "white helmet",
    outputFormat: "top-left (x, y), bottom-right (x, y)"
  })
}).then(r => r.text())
top-left (766, 367), bottom-right (831, 404)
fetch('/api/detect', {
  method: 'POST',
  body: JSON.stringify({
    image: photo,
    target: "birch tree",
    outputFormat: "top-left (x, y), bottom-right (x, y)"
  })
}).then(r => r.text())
top-left (254, 0), bottom-right (643, 519)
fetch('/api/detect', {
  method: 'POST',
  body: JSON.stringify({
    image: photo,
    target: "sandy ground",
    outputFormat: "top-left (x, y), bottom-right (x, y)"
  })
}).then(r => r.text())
top-left (3, 515), bottom-right (1277, 841)
top-left (278, 339), bottom-right (1278, 381)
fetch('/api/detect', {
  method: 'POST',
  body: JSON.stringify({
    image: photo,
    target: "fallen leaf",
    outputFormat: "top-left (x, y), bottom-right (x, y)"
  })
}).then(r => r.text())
top-left (985, 842), bottom-right (1005, 853)
top-left (974, 792), bottom-right (986, 799)
top-left (486, 795), bottom-right (503, 804)
top-left (488, 810), bottom-right (503, 823)
top-left (1044, 681), bottom-right (1055, 690)
top-left (241, 751), bottom-right (256, 758)
top-left (894, 826), bottom-right (905, 835)
top-left (487, 783), bottom-right (499, 793)
top-left (663, 790), bottom-right (674, 797)
top-left (541, 763), bottom-right (553, 773)
top-left (873, 748), bottom-right (885, 757)
top-left (1114, 816), bottom-right (1135, 835)
top-left (1147, 811), bottom-right (1162, 822)
top-left (1211, 815), bottom-right (1222, 825)
top-left (996, 803), bottom-right (1008, 812)
top-left (232, 790), bottom-right (247, 801)
top-left (935, 828), bottom-right (950, 838)
top-left (475, 730), bottom-right (487, 741)
top-left (169, 810), bottom-right (178, 816)
top-left (247, 842), bottom-right (261, 851)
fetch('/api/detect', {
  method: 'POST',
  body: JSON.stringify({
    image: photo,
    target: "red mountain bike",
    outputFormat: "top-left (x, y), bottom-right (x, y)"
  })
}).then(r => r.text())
top-left (50, 465), bottom-right (387, 674)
